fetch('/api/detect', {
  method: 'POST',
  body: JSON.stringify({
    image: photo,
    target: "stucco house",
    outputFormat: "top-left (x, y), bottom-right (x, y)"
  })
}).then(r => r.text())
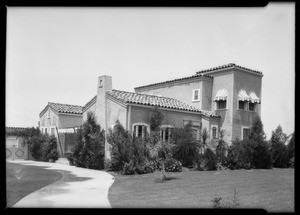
top-left (39, 102), bottom-right (83, 136)
top-left (82, 63), bottom-right (262, 158)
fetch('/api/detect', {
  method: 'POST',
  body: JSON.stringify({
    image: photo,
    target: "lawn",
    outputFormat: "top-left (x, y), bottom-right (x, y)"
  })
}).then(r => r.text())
top-left (6, 162), bottom-right (63, 207)
top-left (108, 168), bottom-right (294, 212)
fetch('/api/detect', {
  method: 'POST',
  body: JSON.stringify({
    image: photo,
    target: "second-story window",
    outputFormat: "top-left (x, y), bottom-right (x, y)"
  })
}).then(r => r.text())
top-left (193, 89), bottom-right (200, 101)
top-left (217, 100), bottom-right (227, 109)
top-left (238, 101), bottom-right (247, 110)
top-left (249, 103), bottom-right (255, 111)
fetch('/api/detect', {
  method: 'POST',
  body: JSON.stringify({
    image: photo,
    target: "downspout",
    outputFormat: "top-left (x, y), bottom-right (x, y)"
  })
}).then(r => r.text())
top-left (55, 126), bottom-right (64, 158)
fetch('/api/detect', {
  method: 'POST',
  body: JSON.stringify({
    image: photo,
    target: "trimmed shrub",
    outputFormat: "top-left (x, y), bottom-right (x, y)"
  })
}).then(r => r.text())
top-left (203, 148), bottom-right (217, 170)
top-left (271, 141), bottom-right (290, 168)
top-left (251, 140), bottom-right (272, 169)
top-left (172, 121), bottom-right (200, 168)
top-left (70, 112), bottom-right (105, 170)
top-left (164, 158), bottom-right (182, 172)
top-left (28, 134), bottom-right (46, 161)
top-left (122, 161), bottom-right (136, 175)
top-left (41, 135), bottom-right (59, 162)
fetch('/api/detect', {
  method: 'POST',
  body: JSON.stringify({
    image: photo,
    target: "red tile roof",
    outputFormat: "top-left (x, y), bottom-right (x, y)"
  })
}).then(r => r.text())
top-left (106, 89), bottom-right (219, 118)
top-left (82, 95), bottom-right (97, 112)
top-left (39, 102), bottom-right (83, 118)
top-left (196, 63), bottom-right (263, 75)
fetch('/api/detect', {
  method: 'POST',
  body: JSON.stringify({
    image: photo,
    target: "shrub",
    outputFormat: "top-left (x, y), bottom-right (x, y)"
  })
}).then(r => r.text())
top-left (163, 158), bottom-right (182, 172)
top-left (203, 148), bottom-right (217, 170)
top-left (122, 161), bottom-right (136, 175)
top-left (107, 120), bottom-right (133, 172)
top-left (172, 121), bottom-right (200, 168)
top-left (196, 154), bottom-right (206, 171)
top-left (289, 157), bottom-right (294, 168)
top-left (251, 140), bottom-right (272, 169)
top-left (134, 160), bottom-right (156, 174)
top-left (28, 134), bottom-right (46, 161)
top-left (70, 112), bottom-right (105, 170)
top-left (226, 139), bottom-right (253, 170)
top-left (41, 135), bottom-right (59, 162)
top-left (271, 141), bottom-right (290, 168)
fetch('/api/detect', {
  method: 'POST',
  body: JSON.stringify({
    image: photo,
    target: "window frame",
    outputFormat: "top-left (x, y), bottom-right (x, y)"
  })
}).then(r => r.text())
top-left (192, 89), bottom-right (200, 102)
top-left (241, 126), bottom-right (250, 140)
top-left (212, 127), bottom-right (217, 139)
top-left (132, 123), bottom-right (150, 138)
top-left (248, 102), bottom-right (256, 112)
top-left (160, 125), bottom-right (174, 142)
top-left (216, 100), bottom-right (227, 110)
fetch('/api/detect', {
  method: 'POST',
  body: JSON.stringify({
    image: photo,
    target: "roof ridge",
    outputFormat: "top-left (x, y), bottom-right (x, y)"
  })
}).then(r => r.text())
top-left (48, 102), bottom-right (83, 108)
top-left (196, 63), bottom-right (262, 75)
top-left (134, 72), bottom-right (213, 90)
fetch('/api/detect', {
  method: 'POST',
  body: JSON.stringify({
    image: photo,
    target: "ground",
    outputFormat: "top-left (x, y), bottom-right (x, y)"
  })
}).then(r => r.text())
top-left (108, 168), bottom-right (294, 212)
top-left (6, 162), bottom-right (63, 207)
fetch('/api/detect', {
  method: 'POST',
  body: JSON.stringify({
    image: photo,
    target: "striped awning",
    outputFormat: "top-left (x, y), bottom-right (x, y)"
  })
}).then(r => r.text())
top-left (249, 91), bottom-right (260, 103)
top-left (214, 89), bottom-right (228, 101)
top-left (238, 89), bottom-right (250, 101)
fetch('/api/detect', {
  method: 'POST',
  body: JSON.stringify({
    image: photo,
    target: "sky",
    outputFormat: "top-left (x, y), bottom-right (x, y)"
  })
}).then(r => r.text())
top-left (6, 3), bottom-right (295, 139)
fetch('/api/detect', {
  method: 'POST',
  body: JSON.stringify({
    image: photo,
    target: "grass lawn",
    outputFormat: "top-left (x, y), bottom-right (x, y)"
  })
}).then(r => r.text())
top-left (108, 168), bottom-right (294, 212)
top-left (6, 162), bottom-right (63, 207)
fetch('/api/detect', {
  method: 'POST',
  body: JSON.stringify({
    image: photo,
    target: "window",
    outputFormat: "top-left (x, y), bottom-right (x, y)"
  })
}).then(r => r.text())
top-left (45, 128), bottom-right (48, 134)
top-left (238, 101), bottom-right (246, 110)
top-left (41, 128), bottom-right (44, 133)
top-left (249, 103), bottom-right (255, 111)
top-left (133, 123), bottom-right (150, 138)
top-left (217, 100), bottom-right (227, 109)
top-left (193, 89), bottom-right (200, 101)
top-left (212, 127), bottom-right (217, 139)
top-left (242, 128), bottom-right (250, 140)
top-left (50, 127), bottom-right (55, 136)
top-left (161, 127), bottom-right (173, 142)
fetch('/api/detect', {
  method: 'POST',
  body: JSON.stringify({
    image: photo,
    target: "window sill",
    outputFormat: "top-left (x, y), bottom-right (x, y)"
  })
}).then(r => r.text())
top-left (192, 100), bottom-right (200, 102)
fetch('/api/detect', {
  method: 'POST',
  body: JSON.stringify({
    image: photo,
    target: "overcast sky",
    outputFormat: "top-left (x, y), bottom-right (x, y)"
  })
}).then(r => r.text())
top-left (6, 3), bottom-right (295, 139)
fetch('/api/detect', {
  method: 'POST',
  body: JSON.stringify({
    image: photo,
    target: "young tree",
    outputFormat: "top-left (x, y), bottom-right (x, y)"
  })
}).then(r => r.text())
top-left (172, 121), bottom-right (200, 167)
top-left (216, 129), bottom-right (228, 165)
top-left (270, 125), bottom-right (290, 168)
top-left (201, 127), bottom-right (210, 153)
top-left (247, 115), bottom-right (272, 169)
top-left (71, 111), bottom-right (105, 170)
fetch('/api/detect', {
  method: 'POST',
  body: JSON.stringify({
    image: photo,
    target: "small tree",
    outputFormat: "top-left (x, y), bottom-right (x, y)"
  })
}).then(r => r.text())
top-left (247, 115), bottom-right (272, 169)
top-left (41, 135), bottom-right (59, 162)
top-left (270, 125), bottom-right (290, 168)
top-left (201, 128), bottom-right (209, 153)
top-left (71, 111), bottom-right (105, 170)
top-left (149, 106), bottom-right (164, 131)
top-left (172, 121), bottom-right (200, 167)
top-left (216, 129), bottom-right (228, 165)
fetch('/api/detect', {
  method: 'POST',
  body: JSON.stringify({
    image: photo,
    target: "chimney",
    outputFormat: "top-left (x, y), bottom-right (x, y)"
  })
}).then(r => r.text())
top-left (95, 75), bottom-right (112, 159)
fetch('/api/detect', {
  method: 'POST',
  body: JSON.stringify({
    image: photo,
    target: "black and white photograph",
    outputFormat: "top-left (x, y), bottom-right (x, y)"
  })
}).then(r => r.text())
top-left (5, 3), bottom-right (295, 212)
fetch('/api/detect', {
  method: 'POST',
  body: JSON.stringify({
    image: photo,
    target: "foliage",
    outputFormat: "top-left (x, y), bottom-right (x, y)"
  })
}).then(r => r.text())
top-left (6, 127), bottom-right (41, 140)
top-left (287, 133), bottom-right (295, 160)
top-left (149, 106), bottom-right (164, 131)
top-left (215, 129), bottom-right (228, 165)
top-left (226, 139), bottom-right (253, 170)
top-left (270, 125), bottom-right (290, 168)
top-left (70, 111), bottom-right (105, 170)
top-left (27, 134), bottom-right (47, 161)
top-left (163, 158), bottom-right (182, 172)
top-left (171, 121), bottom-right (200, 167)
top-left (289, 157), bottom-right (294, 168)
top-left (41, 135), bottom-right (59, 162)
top-left (122, 160), bottom-right (136, 175)
top-left (201, 127), bottom-right (210, 152)
top-left (203, 148), bottom-right (217, 170)
top-left (107, 120), bottom-right (133, 171)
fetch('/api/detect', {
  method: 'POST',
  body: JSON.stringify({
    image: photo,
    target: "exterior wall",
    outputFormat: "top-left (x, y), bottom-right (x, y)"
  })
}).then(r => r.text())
top-left (82, 102), bottom-right (96, 122)
top-left (130, 105), bottom-right (204, 133)
top-left (106, 98), bottom-right (127, 130)
top-left (232, 69), bottom-right (262, 140)
top-left (211, 70), bottom-right (235, 144)
top-left (58, 114), bottom-right (83, 129)
top-left (135, 76), bottom-right (213, 111)
top-left (39, 107), bottom-right (59, 136)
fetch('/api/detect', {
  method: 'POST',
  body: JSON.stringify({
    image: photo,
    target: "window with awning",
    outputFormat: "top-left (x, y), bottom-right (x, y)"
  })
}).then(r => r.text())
top-left (238, 89), bottom-right (250, 101)
top-left (249, 91), bottom-right (260, 103)
top-left (214, 89), bottom-right (228, 101)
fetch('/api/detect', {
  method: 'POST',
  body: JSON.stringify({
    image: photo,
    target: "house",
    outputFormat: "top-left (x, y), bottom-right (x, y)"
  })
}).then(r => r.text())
top-left (39, 102), bottom-right (83, 158)
top-left (39, 102), bottom-right (83, 136)
top-left (6, 127), bottom-right (31, 160)
top-left (82, 63), bottom-right (262, 158)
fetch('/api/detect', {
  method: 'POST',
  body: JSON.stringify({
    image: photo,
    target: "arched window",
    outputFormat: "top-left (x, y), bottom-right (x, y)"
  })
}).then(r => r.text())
top-left (132, 123), bottom-right (150, 138)
top-left (212, 127), bottom-right (217, 139)
top-left (160, 125), bottom-right (174, 142)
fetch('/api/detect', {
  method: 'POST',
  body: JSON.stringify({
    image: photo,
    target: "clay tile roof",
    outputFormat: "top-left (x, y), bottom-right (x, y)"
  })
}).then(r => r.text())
top-left (82, 95), bottom-right (97, 112)
top-left (6, 127), bottom-right (29, 133)
top-left (107, 89), bottom-right (220, 118)
top-left (134, 73), bottom-right (213, 90)
top-left (196, 63), bottom-right (263, 75)
top-left (40, 102), bottom-right (83, 117)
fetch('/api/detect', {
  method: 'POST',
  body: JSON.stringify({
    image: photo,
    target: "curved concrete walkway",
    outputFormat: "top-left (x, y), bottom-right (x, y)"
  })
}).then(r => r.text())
top-left (9, 160), bottom-right (115, 208)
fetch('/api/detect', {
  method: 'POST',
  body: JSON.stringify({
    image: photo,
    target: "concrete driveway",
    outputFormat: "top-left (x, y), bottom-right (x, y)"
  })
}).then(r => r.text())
top-left (9, 160), bottom-right (115, 208)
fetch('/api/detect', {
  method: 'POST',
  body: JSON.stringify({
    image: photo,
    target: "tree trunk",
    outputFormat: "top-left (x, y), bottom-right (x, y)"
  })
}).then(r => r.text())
top-left (161, 160), bottom-right (166, 180)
